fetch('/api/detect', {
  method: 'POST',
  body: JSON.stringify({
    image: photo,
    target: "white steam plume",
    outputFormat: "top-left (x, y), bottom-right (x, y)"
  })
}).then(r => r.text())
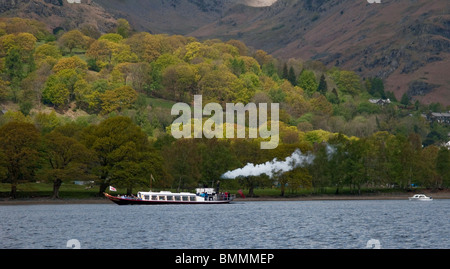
top-left (221, 149), bottom-right (315, 179)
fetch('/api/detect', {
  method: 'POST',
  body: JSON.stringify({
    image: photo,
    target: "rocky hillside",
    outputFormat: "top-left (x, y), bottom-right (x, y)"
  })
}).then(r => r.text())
top-left (0, 0), bottom-right (116, 33)
top-left (1, 0), bottom-right (449, 105)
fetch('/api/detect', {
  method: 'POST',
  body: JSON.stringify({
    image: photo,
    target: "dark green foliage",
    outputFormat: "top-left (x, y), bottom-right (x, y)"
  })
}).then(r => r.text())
top-left (401, 93), bottom-right (410, 105)
top-left (317, 74), bottom-right (327, 95)
top-left (287, 66), bottom-right (296, 86)
top-left (366, 77), bottom-right (385, 98)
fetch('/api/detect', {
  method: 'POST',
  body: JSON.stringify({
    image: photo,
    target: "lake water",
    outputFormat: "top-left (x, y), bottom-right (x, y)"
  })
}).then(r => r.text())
top-left (0, 200), bottom-right (449, 249)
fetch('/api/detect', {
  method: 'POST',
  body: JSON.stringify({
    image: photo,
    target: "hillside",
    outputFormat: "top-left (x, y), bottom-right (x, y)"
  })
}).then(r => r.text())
top-left (0, 0), bottom-right (449, 105)
top-left (189, 0), bottom-right (450, 105)
top-left (88, 0), bottom-right (450, 105)
top-left (0, 0), bottom-right (116, 33)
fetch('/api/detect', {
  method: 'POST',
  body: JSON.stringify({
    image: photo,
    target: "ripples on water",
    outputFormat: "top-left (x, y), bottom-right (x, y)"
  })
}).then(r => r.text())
top-left (0, 200), bottom-right (449, 249)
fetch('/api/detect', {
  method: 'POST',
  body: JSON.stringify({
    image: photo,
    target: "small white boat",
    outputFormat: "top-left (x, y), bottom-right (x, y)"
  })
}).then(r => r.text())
top-left (408, 194), bottom-right (433, 201)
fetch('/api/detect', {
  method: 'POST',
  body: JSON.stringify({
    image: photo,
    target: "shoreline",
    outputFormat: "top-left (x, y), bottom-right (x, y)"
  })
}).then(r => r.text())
top-left (1, 191), bottom-right (449, 205)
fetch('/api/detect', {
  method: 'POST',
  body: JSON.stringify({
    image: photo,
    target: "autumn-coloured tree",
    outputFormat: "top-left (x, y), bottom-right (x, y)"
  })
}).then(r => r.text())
top-left (125, 32), bottom-right (164, 62)
top-left (198, 68), bottom-right (237, 104)
top-left (52, 56), bottom-right (87, 74)
top-left (58, 30), bottom-right (87, 55)
top-left (100, 85), bottom-right (138, 114)
top-left (162, 63), bottom-right (198, 101)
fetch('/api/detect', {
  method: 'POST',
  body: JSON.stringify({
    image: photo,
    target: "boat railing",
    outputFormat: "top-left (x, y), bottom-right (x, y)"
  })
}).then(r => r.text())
top-left (216, 193), bottom-right (235, 201)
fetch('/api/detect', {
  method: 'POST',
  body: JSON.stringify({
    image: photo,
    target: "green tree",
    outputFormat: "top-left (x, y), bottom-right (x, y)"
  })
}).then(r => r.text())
top-left (332, 69), bottom-right (361, 97)
top-left (343, 138), bottom-right (369, 194)
top-left (229, 58), bottom-right (246, 77)
top-left (42, 69), bottom-right (81, 107)
top-left (34, 43), bottom-right (62, 64)
top-left (365, 132), bottom-right (393, 188)
top-left (79, 116), bottom-right (163, 195)
top-left (116, 18), bottom-right (132, 38)
top-left (400, 93), bottom-right (410, 106)
top-left (282, 63), bottom-right (288, 80)
top-left (229, 139), bottom-right (271, 197)
top-left (326, 134), bottom-right (348, 194)
top-left (0, 122), bottom-right (40, 199)
top-left (287, 66), bottom-right (296, 86)
top-left (386, 134), bottom-right (421, 189)
top-left (416, 145), bottom-right (439, 189)
top-left (4, 47), bottom-right (24, 82)
top-left (0, 78), bottom-right (8, 101)
top-left (43, 130), bottom-right (94, 199)
top-left (366, 77), bottom-right (385, 98)
top-left (284, 167), bottom-right (312, 194)
top-left (199, 139), bottom-right (239, 188)
top-left (109, 146), bottom-right (166, 195)
top-left (58, 30), bottom-right (87, 55)
top-left (33, 111), bottom-right (62, 134)
top-left (162, 139), bottom-right (201, 191)
top-left (436, 147), bottom-right (450, 188)
top-left (297, 70), bottom-right (318, 95)
top-left (309, 143), bottom-right (331, 193)
top-left (317, 74), bottom-right (328, 95)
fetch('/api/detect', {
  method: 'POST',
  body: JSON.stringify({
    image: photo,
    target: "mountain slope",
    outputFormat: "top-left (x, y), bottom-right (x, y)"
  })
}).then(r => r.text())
top-left (1, 0), bottom-right (449, 105)
top-left (190, 0), bottom-right (450, 105)
top-left (0, 0), bottom-right (117, 32)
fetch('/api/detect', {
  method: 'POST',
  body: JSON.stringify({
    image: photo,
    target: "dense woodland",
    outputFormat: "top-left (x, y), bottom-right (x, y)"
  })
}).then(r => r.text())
top-left (0, 17), bottom-right (449, 199)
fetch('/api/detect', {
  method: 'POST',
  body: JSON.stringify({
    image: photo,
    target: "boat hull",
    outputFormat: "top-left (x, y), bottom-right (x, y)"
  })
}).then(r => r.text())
top-left (104, 193), bottom-right (232, 205)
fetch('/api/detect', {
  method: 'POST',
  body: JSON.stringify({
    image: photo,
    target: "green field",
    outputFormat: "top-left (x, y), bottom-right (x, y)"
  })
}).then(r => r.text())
top-left (0, 182), bottom-right (100, 199)
top-left (0, 182), bottom-right (411, 200)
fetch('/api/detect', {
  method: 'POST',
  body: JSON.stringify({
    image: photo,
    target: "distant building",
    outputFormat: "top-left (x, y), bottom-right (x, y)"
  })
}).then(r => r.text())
top-left (425, 112), bottom-right (450, 124)
top-left (369, 98), bottom-right (391, 105)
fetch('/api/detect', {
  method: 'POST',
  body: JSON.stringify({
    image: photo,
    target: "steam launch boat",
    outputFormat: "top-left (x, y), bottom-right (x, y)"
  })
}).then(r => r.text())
top-left (408, 194), bottom-right (433, 201)
top-left (104, 188), bottom-right (234, 205)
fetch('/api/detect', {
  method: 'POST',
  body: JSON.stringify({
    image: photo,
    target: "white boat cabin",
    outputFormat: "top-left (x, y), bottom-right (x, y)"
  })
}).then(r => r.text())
top-left (137, 191), bottom-right (197, 202)
top-left (137, 188), bottom-right (219, 202)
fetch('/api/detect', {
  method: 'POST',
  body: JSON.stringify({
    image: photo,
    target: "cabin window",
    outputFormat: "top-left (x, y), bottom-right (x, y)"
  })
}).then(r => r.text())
top-left (189, 196), bottom-right (196, 201)
top-left (182, 196), bottom-right (188, 201)
top-left (159, 196), bottom-right (165, 201)
top-left (167, 196), bottom-right (173, 201)
top-left (175, 196), bottom-right (181, 201)
top-left (144, 195), bottom-right (149, 200)
top-left (151, 195), bottom-right (157, 200)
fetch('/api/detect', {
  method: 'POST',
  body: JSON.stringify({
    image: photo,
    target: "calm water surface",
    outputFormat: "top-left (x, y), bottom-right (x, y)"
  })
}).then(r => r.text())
top-left (0, 200), bottom-right (449, 249)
